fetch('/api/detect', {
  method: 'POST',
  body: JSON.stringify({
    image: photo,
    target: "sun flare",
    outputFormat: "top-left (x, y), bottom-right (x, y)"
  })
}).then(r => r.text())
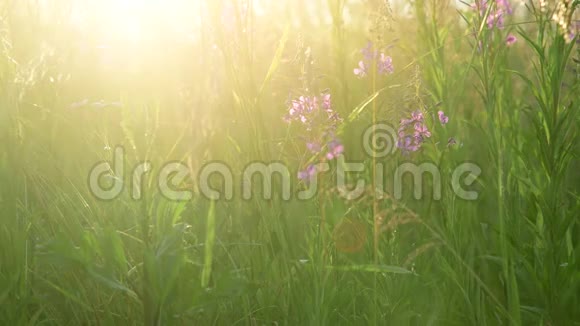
top-left (68, 0), bottom-right (204, 45)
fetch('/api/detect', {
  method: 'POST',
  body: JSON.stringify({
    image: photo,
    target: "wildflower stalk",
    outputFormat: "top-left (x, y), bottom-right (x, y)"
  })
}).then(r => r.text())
top-left (474, 5), bottom-right (521, 324)
top-left (319, 166), bottom-right (327, 266)
top-left (372, 48), bottom-right (379, 266)
top-left (517, 6), bottom-right (579, 320)
top-left (483, 37), bottom-right (519, 326)
top-left (328, 0), bottom-right (348, 110)
top-left (370, 34), bottom-right (380, 326)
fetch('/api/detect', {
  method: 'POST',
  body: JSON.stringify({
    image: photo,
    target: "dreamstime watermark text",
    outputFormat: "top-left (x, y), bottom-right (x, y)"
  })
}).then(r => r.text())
top-left (88, 123), bottom-right (481, 201)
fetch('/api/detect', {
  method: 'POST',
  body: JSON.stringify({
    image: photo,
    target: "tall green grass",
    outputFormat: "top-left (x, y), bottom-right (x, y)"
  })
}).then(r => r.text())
top-left (0, 0), bottom-right (578, 325)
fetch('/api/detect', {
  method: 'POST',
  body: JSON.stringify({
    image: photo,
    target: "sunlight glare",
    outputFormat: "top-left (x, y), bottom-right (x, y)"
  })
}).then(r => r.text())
top-left (76, 0), bottom-right (202, 45)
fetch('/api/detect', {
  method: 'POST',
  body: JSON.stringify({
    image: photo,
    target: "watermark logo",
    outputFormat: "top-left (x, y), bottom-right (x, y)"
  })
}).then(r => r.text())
top-left (88, 123), bottom-right (481, 201)
top-left (362, 122), bottom-right (398, 158)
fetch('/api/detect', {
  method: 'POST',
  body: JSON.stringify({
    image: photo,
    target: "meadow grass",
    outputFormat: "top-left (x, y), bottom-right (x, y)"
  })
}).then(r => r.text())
top-left (0, 0), bottom-right (579, 325)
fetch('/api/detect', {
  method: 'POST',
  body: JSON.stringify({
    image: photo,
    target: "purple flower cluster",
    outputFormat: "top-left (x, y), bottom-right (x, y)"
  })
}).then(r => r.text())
top-left (506, 34), bottom-right (517, 46)
top-left (472, 0), bottom-right (513, 29)
top-left (438, 110), bottom-right (449, 124)
top-left (284, 93), bottom-right (338, 127)
top-left (397, 110), bottom-right (449, 154)
top-left (284, 92), bottom-right (344, 181)
top-left (354, 42), bottom-right (394, 78)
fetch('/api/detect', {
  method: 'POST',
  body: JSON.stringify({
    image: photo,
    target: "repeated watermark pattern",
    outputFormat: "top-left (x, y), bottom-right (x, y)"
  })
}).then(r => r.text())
top-left (88, 123), bottom-right (481, 201)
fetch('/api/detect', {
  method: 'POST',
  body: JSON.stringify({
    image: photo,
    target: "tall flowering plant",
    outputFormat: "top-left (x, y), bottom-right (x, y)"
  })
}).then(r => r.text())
top-left (354, 42), bottom-right (394, 78)
top-left (396, 109), bottom-right (453, 155)
top-left (284, 92), bottom-right (344, 181)
top-left (472, 0), bottom-right (514, 30)
top-left (468, 0), bottom-right (519, 49)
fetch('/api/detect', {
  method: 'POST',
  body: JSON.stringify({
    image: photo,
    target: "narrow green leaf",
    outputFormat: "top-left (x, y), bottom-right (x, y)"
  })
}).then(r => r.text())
top-left (257, 24), bottom-right (290, 98)
top-left (327, 264), bottom-right (413, 274)
top-left (201, 200), bottom-right (216, 288)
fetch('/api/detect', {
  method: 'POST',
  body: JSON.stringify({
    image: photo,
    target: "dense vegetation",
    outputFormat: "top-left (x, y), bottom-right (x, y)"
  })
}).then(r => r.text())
top-left (1, 0), bottom-right (579, 324)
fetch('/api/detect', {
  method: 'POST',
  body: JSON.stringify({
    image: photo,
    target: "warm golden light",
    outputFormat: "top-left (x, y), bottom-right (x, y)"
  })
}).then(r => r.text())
top-left (68, 0), bottom-right (204, 45)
